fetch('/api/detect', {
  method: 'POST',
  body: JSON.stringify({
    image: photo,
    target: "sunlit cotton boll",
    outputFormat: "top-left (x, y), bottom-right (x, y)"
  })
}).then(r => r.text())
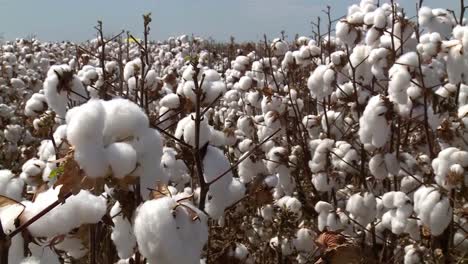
top-left (23, 186), bottom-right (106, 237)
top-left (134, 196), bottom-right (208, 264)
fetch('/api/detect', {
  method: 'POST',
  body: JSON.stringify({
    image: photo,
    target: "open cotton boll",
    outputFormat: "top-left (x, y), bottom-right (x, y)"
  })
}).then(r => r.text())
top-left (414, 186), bottom-right (452, 236)
top-left (161, 147), bottom-right (190, 188)
top-left (134, 197), bottom-right (208, 264)
top-left (0, 169), bottom-right (24, 200)
top-left (181, 113), bottom-right (211, 148)
top-left (102, 98), bottom-right (149, 142)
top-left (20, 158), bottom-right (46, 186)
top-left (336, 21), bottom-right (359, 46)
top-left (159, 93), bottom-right (180, 109)
top-left (308, 139), bottom-right (334, 173)
top-left (4, 124), bottom-right (23, 144)
top-left (331, 141), bottom-right (359, 173)
top-left (110, 201), bottom-right (136, 259)
top-left (446, 43), bottom-right (468, 85)
top-left (131, 128), bottom-right (167, 197)
top-left (369, 154), bottom-right (389, 180)
top-left (311, 172), bottom-right (335, 193)
top-left (239, 76), bottom-right (253, 91)
top-left (293, 228), bottom-right (315, 253)
top-left (43, 65), bottom-right (87, 118)
top-left (404, 245), bottom-right (424, 264)
top-left (74, 146), bottom-right (109, 178)
top-left (346, 192), bottom-right (376, 227)
top-left (432, 147), bottom-right (467, 190)
top-left (123, 58), bottom-right (142, 81)
top-left (64, 103), bottom-right (108, 175)
top-left (25, 93), bottom-right (47, 117)
top-left (418, 7), bottom-right (455, 38)
top-left (67, 99), bottom-right (105, 147)
top-left (315, 201), bottom-right (333, 231)
top-left (106, 142), bottom-right (138, 179)
top-left (359, 95), bottom-right (390, 148)
top-left (429, 196), bottom-right (452, 236)
top-left (23, 186), bottom-right (106, 237)
top-left (203, 146), bottom-right (239, 218)
top-left (307, 65), bottom-right (335, 100)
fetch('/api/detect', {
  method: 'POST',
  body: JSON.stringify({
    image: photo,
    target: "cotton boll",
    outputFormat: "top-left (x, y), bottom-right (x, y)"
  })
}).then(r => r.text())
top-left (271, 38), bottom-right (289, 56)
top-left (419, 7), bottom-right (455, 38)
top-left (177, 113), bottom-right (211, 148)
top-left (20, 159), bottom-right (46, 186)
top-left (404, 245), bottom-right (423, 264)
top-left (106, 142), bottom-right (138, 178)
top-left (0, 170), bottom-right (24, 200)
top-left (110, 201), bottom-right (137, 259)
top-left (307, 65), bottom-right (335, 100)
top-left (293, 228), bottom-right (315, 252)
top-left (336, 21), bottom-right (359, 46)
top-left (25, 93), bottom-right (47, 117)
top-left (67, 99), bottom-right (105, 147)
top-left (23, 186), bottom-right (106, 237)
top-left (346, 192), bottom-right (376, 227)
top-left (429, 196), bottom-right (452, 236)
top-left (161, 147), bottom-right (190, 189)
top-left (4, 124), bottom-right (23, 144)
top-left (133, 128), bottom-right (167, 197)
top-left (102, 98), bottom-right (149, 142)
top-left (311, 173), bottom-right (334, 193)
top-left (432, 147), bottom-right (466, 190)
top-left (159, 93), bottom-right (180, 109)
top-left (239, 76), bottom-right (253, 91)
top-left (134, 196), bottom-right (208, 264)
top-left (369, 154), bottom-right (388, 180)
top-left (203, 146), bottom-right (234, 218)
top-left (44, 65), bottom-right (87, 117)
top-left (123, 58), bottom-right (142, 81)
top-left (359, 95), bottom-right (390, 148)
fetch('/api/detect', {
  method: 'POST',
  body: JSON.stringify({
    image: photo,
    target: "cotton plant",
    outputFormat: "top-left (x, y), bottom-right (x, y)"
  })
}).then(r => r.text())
top-left (2, 0), bottom-right (468, 262)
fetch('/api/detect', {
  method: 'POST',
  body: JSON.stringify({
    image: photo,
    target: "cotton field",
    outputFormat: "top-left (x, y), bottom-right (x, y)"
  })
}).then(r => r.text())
top-left (0, 0), bottom-right (468, 263)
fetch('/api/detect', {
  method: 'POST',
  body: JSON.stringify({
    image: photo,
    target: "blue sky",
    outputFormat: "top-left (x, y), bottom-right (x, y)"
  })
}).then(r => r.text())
top-left (0, 0), bottom-right (460, 42)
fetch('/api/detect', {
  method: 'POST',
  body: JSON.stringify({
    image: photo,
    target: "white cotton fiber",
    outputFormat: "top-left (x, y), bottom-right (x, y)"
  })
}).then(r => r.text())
top-left (106, 142), bottom-right (138, 178)
top-left (111, 201), bottom-right (137, 259)
top-left (134, 197), bottom-right (208, 264)
top-left (0, 169), bottom-right (24, 200)
top-left (23, 186), bottom-right (106, 237)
